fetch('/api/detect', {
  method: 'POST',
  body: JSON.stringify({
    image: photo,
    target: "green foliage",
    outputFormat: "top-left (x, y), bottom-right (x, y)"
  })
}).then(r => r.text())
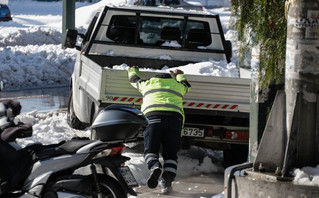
top-left (230, 0), bottom-right (287, 87)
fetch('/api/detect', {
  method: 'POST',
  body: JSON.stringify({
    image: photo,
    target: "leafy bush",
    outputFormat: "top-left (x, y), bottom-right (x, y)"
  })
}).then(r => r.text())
top-left (231, 0), bottom-right (287, 87)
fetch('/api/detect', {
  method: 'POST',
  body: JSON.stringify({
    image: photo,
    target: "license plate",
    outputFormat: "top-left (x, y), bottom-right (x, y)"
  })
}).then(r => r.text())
top-left (119, 166), bottom-right (138, 187)
top-left (183, 127), bottom-right (205, 137)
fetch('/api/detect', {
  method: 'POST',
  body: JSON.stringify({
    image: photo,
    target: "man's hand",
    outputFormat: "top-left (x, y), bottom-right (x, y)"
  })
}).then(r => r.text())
top-left (170, 69), bottom-right (184, 77)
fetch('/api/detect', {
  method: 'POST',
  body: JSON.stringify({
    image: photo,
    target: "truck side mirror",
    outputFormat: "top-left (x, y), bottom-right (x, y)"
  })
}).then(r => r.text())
top-left (64, 29), bottom-right (78, 49)
top-left (225, 40), bottom-right (232, 63)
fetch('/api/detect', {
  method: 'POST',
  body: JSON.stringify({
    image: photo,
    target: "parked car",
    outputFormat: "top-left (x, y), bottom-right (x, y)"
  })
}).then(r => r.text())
top-left (0, 4), bottom-right (12, 21)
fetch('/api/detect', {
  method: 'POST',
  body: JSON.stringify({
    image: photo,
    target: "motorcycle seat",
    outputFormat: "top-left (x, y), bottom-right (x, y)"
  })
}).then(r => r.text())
top-left (33, 138), bottom-right (94, 160)
top-left (1, 122), bottom-right (32, 142)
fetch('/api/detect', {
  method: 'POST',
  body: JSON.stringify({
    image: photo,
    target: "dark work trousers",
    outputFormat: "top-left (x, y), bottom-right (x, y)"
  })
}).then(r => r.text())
top-left (143, 113), bottom-right (183, 181)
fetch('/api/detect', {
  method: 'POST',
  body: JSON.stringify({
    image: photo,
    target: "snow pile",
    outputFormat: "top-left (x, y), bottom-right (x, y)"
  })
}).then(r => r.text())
top-left (16, 111), bottom-right (90, 147)
top-left (0, 27), bottom-right (62, 47)
top-left (0, 26), bottom-right (75, 90)
top-left (113, 60), bottom-right (239, 78)
top-left (294, 165), bottom-right (319, 186)
top-left (189, 0), bottom-right (230, 8)
top-left (0, 45), bottom-right (76, 90)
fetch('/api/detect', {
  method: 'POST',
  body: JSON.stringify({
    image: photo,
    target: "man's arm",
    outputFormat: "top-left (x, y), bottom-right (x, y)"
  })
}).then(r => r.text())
top-left (170, 69), bottom-right (191, 92)
top-left (127, 66), bottom-right (141, 89)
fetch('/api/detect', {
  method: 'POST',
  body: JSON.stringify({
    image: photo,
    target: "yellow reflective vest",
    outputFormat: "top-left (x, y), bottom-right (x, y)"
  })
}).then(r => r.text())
top-left (127, 67), bottom-right (191, 123)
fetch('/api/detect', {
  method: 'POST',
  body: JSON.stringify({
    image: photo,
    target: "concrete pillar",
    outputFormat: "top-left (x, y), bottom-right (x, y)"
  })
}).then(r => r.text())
top-left (283, 0), bottom-right (319, 175)
top-left (249, 79), bottom-right (284, 163)
top-left (62, 0), bottom-right (76, 48)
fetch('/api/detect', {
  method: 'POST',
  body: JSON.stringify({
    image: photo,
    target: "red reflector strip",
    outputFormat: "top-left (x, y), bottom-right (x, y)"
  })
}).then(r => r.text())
top-left (120, 97), bottom-right (127, 101)
top-left (109, 96), bottom-right (239, 110)
top-left (183, 102), bottom-right (238, 111)
top-left (111, 97), bottom-right (143, 103)
top-left (113, 97), bottom-right (119, 101)
top-left (230, 105), bottom-right (237, 109)
top-left (197, 103), bottom-right (204, 107)
top-left (222, 105), bottom-right (229, 109)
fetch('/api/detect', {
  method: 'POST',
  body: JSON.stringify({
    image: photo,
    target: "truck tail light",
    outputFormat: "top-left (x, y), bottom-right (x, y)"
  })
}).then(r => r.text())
top-left (225, 130), bottom-right (249, 141)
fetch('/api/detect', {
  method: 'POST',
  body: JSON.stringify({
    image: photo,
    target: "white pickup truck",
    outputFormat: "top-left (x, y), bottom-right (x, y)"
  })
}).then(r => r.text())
top-left (64, 4), bottom-right (250, 166)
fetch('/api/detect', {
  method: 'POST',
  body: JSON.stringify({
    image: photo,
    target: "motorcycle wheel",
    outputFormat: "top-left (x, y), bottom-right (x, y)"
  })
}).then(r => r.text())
top-left (91, 175), bottom-right (127, 198)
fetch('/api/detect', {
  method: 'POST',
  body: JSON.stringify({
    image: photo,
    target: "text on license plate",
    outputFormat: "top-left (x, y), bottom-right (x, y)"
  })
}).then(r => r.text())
top-left (183, 127), bottom-right (205, 137)
top-left (118, 166), bottom-right (138, 187)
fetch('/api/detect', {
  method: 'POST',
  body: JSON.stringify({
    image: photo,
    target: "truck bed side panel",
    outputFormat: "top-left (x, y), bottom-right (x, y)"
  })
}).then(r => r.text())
top-left (99, 68), bottom-right (250, 113)
top-left (78, 55), bottom-right (104, 101)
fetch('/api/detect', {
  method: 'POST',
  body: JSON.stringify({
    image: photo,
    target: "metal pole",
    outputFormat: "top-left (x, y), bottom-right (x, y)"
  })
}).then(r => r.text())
top-left (62, 0), bottom-right (76, 49)
top-left (283, 0), bottom-right (319, 175)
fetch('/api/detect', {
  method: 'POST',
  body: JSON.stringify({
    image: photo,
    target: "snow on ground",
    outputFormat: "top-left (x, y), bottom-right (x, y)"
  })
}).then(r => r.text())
top-left (1, 0), bottom-right (319, 195)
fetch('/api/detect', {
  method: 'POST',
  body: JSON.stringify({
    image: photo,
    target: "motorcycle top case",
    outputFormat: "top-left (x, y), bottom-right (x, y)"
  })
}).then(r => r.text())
top-left (91, 105), bottom-right (148, 142)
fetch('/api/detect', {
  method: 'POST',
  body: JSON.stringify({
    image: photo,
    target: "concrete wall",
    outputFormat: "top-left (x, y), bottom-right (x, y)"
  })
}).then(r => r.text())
top-left (231, 171), bottom-right (319, 198)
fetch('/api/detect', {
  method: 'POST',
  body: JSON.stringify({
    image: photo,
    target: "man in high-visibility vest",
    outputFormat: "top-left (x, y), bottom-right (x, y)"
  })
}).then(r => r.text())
top-left (128, 66), bottom-right (191, 194)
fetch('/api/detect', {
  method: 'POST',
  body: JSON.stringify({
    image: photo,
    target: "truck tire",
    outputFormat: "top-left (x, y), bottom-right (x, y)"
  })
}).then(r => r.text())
top-left (223, 144), bottom-right (248, 168)
top-left (67, 92), bottom-right (88, 130)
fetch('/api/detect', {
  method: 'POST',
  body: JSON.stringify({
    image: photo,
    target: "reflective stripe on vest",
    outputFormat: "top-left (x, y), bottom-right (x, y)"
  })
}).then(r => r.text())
top-left (143, 104), bottom-right (183, 113)
top-left (143, 88), bottom-right (183, 98)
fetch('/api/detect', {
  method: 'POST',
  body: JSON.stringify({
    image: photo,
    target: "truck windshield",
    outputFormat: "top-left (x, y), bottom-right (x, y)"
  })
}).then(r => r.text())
top-left (106, 15), bottom-right (211, 48)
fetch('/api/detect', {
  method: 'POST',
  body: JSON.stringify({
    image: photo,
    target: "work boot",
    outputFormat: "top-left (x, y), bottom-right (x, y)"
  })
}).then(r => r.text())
top-left (159, 178), bottom-right (173, 194)
top-left (147, 167), bottom-right (162, 189)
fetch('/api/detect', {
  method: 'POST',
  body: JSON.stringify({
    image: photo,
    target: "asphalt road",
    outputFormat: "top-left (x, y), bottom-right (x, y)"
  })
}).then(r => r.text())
top-left (133, 173), bottom-right (224, 198)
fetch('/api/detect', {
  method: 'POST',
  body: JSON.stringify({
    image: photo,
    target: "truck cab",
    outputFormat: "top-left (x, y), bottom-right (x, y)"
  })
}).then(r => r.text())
top-left (65, 4), bottom-right (232, 65)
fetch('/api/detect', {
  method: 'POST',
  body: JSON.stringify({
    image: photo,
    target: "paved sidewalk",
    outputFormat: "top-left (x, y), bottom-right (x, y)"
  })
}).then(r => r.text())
top-left (133, 172), bottom-right (224, 198)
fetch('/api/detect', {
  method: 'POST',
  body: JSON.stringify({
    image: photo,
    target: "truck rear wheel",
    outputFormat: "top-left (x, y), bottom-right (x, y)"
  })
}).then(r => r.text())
top-left (223, 144), bottom-right (248, 168)
top-left (67, 92), bottom-right (88, 130)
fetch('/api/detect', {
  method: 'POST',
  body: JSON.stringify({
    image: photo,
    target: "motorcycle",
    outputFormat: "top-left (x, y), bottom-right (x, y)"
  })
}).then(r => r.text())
top-left (0, 99), bottom-right (148, 198)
